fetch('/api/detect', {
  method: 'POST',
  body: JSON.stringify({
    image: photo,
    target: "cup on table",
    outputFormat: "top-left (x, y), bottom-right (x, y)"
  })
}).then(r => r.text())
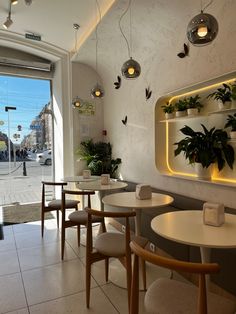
top-left (83, 170), bottom-right (91, 179)
top-left (101, 174), bottom-right (110, 185)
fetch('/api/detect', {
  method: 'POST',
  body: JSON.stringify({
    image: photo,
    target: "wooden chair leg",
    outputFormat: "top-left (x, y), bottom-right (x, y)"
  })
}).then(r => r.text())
top-left (86, 260), bottom-right (92, 308)
top-left (61, 223), bottom-right (65, 260)
top-left (130, 254), bottom-right (139, 314)
top-left (105, 258), bottom-right (109, 282)
top-left (126, 255), bottom-right (132, 311)
top-left (77, 225), bottom-right (81, 246)
top-left (56, 210), bottom-right (59, 229)
top-left (141, 259), bottom-right (147, 291)
top-left (41, 210), bottom-right (44, 238)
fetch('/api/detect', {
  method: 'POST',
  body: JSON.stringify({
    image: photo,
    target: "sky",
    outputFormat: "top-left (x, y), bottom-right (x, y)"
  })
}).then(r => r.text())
top-left (0, 75), bottom-right (51, 144)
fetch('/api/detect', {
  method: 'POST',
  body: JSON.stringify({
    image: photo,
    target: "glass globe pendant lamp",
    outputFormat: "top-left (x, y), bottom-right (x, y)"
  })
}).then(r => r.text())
top-left (91, 84), bottom-right (104, 98)
top-left (187, 4), bottom-right (218, 46)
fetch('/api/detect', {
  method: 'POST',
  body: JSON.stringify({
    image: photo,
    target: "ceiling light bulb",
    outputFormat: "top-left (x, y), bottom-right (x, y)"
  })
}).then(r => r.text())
top-left (95, 90), bottom-right (101, 97)
top-left (121, 57), bottom-right (141, 79)
top-left (11, 0), bottom-right (18, 5)
top-left (197, 25), bottom-right (208, 37)
top-left (3, 16), bottom-right (13, 29)
top-left (128, 67), bottom-right (135, 75)
top-left (91, 84), bottom-right (104, 98)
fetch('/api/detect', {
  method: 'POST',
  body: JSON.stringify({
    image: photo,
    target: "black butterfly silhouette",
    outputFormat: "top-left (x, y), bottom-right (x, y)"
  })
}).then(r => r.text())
top-left (177, 43), bottom-right (189, 58)
top-left (145, 87), bottom-right (152, 100)
top-left (114, 76), bottom-right (121, 89)
top-left (122, 115), bottom-right (127, 125)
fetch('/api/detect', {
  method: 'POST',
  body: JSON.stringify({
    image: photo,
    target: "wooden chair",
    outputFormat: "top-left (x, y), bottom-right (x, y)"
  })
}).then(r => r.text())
top-left (85, 208), bottom-right (147, 310)
top-left (61, 189), bottom-right (101, 260)
top-left (41, 181), bottom-right (79, 238)
top-left (130, 240), bottom-right (236, 314)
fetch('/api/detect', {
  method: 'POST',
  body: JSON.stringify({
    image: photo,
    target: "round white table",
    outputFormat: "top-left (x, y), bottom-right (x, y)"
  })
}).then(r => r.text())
top-left (151, 210), bottom-right (236, 287)
top-left (62, 176), bottom-right (100, 183)
top-left (102, 192), bottom-right (174, 236)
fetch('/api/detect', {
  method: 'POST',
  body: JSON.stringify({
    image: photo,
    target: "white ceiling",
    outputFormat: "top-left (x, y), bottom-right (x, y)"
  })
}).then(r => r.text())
top-left (0, 0), bottom-right (115, 52)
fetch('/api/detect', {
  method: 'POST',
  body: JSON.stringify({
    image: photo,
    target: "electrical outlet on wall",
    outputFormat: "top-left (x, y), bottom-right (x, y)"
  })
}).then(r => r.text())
top-left (150, 243), bottom-right (155, 253)
top-left (122, 225), bottom-right (126, 233)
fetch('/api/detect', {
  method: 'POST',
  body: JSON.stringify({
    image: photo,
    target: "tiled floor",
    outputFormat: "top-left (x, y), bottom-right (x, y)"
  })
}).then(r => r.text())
top-left (0, 217), bottom-right (186, 314)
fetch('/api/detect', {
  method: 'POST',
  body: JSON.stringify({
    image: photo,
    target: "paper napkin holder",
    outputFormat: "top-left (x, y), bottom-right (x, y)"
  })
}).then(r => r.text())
top-left (135, 184), bottom-right (152, 200)
top-left (101, 174), bottom-right (110, 185)
top-left (203, 202), bottom-right (225, 227)
top-left (83, 170), bottom-right (91, 179)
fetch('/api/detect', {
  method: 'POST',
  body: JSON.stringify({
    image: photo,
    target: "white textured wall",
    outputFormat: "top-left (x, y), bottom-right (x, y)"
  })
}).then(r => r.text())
top-left (74, 0), bottom-right (236, 208)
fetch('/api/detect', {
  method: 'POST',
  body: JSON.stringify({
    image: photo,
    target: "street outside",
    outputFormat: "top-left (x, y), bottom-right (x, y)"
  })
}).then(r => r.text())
top-left (0, 160), bottom-right (52, 205)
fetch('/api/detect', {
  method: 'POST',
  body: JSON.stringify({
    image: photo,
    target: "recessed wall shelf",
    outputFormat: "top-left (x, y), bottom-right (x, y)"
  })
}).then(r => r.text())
top-left (155, 71), bottom-right (236, 187)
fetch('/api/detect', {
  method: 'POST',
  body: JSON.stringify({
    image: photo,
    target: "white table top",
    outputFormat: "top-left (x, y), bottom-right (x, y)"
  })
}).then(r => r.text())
top-left (102, 192), bottom-right (174, 209)
top-left (78, 180), bottom-right (128, 191)
top-left (62, 176), bottom-right (100, 183)
top-left (151, 210), bottom-right (236, 249)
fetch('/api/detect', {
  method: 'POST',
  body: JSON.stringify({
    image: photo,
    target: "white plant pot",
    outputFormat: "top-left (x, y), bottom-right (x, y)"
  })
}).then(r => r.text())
top-left (187, 108), bottom-right (198, 116)
top-left (230, 131), bottom-right (236, 139)
top-left (195, 163), bottom-right (212, 180)
top-left (218, 100), bottom-right (231, 110)
top-left (231, 99), bottom-right (236, 109)
top-left (175, 110), bottom-right (186, 118)
top-left (165, 112), bottom-right (174, 120)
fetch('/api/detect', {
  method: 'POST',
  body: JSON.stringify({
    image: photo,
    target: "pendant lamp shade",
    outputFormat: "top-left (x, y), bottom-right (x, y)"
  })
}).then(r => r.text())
top-left (91, 84), bottom-right (104, 98)
top-left (121, 57), bottom-right (141, 79)
top-left (187, 11), bottom-right (218, 46)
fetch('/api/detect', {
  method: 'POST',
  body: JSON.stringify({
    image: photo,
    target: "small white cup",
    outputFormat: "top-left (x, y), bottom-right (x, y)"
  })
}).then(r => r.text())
top-left (83, 170), bottom-right (91, 179)
top-left (101, 174), bottom-right (110, 185)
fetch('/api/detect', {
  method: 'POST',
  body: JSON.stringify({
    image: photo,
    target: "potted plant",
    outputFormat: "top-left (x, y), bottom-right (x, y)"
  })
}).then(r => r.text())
top-left (161, 102), bottom-right (175, 120)
top-left (185, 94), bottom-right (203, 115)
top-left (230, 81), bottom-right (236, 108)
top-left (174, 99), bottom-right (187, 117)
top-left (207, 83), bottom-right (232, 110)
top-left (174, 124), bottom-right (235, 179)
top-left (224, 113), bottom-right (236, 139)
top-left (77, 139), bottom-right (122, 178)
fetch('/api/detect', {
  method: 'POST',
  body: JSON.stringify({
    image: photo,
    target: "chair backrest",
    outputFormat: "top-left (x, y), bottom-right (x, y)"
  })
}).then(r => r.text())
top-left (130, 241), bottom-right (220, 314)
top-left (41, 181), bottom-right (67, 205)
top-left (62, 189), bottom-right (95, 209)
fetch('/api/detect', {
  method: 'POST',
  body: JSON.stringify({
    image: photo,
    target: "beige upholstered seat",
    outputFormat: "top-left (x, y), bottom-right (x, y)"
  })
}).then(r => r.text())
top-left (41, 181), bottom-right (79, 238)
top-left (130, 241), bottom-right (236, 314)
top-left (86, 208), bottom-right (140, 310)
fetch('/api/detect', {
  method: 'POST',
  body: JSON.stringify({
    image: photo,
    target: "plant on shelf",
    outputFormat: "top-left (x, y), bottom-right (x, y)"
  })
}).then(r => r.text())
top-left (231, 81), bottom-right (236, 101)
top-left (185, 94), bottom-right (203, 115)
top-left (224, 113), bottom-right (236, 139)
top-left (174, 124), bottom-right (235, 179)
top-left (77, 139), bottom-right (122, 177)
top-left (207, 83), bottom-right (232, 110)
top-left (161, 102), bottom-right (175, 119)
top-left (174, 99), bottom-right (187, 117)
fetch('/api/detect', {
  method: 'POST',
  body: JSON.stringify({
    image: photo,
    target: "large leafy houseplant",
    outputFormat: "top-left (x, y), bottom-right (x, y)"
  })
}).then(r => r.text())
top-left (174, 124), bottom-right (235, 171)
top-left (186, 95), bottom-right (203, 112)
top-left (77, 139), bottom-right (122, 177)
top-left (207, 83), bottom-right (232, 104)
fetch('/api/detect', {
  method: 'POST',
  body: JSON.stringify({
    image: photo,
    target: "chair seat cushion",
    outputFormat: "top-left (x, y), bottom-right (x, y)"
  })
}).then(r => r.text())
top-left (145, 278), bottom-right (236, 314)
top-left (95, 232), bottom-right (126, 257)
top-left (68, 210), bottom-right (103, 224)
top-left (48, 199), bottom-right (79, 209)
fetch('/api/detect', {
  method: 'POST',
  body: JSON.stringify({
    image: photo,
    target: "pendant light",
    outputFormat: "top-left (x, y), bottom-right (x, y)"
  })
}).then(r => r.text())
top-left (120, 0), bottom-right (141, 79)
top-left (91, 0), bottom-right (104, 98)
top-left (3, 1), bottom-right (13, 29)
top-left (187, 0), bottom-right (218, 46)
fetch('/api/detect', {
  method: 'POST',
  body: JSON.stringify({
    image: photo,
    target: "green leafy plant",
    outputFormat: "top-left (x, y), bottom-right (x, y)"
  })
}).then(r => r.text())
top-left (174, 124), bottom-right (235, 171)
top-left (207, 83), bottom-right (232, 104)
top-left (174, 99), bottom-right (188, 111)
top-left (231, 81), bottom-right (236, 100)
top-left (186, 95), bottom-right (203, 112)
top-left (225, 113), bottom-right (236, 132)
top-left (77, 139), bottom-right (121, 177)
top-left (161, 102), bottom-right (175, 114)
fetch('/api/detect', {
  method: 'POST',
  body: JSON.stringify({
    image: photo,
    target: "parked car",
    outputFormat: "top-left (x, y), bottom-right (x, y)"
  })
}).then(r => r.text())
top-left (36, 150), bottom-right (52, 165)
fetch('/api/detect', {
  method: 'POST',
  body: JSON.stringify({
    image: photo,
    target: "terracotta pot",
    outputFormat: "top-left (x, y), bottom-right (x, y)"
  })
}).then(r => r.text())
top-left (187, 108), bottom-right (198, 116)
top-left (195, 163), bottom-right (213, 180)
top-left (175, 110), bottom-right (186, 118)
top-left (165, 112), bottom-right (174, 120)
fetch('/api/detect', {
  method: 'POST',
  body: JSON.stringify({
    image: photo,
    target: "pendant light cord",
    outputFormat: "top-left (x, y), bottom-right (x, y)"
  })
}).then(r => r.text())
top-left (201, 0), bottom-right (213, 12)
top-left (119, 0), bottom-right (132, 58)
top-left (95, 0), bottom-right (102, 73)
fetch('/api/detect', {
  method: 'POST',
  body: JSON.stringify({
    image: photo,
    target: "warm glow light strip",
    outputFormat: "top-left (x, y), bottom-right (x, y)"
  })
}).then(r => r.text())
top-left (165, 78), bottom-right (236, 183)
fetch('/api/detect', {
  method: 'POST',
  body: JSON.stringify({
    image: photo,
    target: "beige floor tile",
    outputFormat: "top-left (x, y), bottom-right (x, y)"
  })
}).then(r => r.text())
top-left (63, 228), bottom-right (87, 258)
top-left (13, 219), bottom-right (56, 234)
top-left (22, 259), bottom-right (97, 306)
top-left (2, 225), bottom-right (14, 236)
top-left (0, 273), bottom-right (27, 313)
top-left (0, 250), bottom-right (20, 276)
top-left (15, 228), bottom-right (60, 250)
top-left (18, 241), bottom-right (78, 271)
top-left (4, 308), bottom-right (29, 314)
top-left (0, 231), bottom-right (16, 252)
top-left (29, 287), bottom-right (118, 314)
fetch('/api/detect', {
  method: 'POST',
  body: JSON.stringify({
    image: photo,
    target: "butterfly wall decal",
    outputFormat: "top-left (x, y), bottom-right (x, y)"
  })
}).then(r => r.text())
top-left (145, 87), bottom-right (152, 100)
top-left (122, 115), bottom-right (127, 125)
top-left (177, 43), bottom-right (189, 58)
top-left (114, 76), bottom-right (121, 89)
